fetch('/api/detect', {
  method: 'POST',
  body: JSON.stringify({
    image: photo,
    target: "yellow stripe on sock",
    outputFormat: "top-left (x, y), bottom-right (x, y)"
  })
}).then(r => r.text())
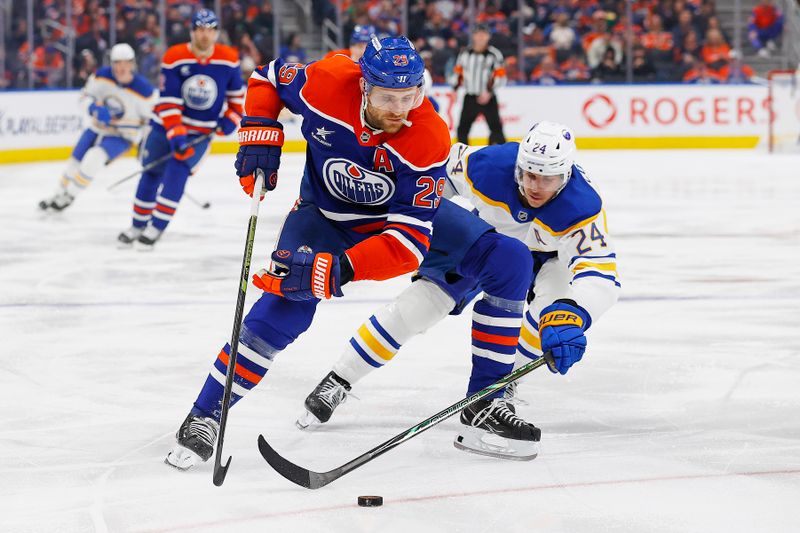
top-left (357, 324), bottom-right (395, 361)
top-left (519, 323), bottom-right (541, 350)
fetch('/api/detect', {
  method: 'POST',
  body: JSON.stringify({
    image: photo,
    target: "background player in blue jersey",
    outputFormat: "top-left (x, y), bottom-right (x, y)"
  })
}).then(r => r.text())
top-left (164, 36), bottom-right (452, 470)
top-left (299, 121), bottom-right (621, 460)
top-left (118, 9), bottom-right (244, 249)
top-left (39, 44), bottom-right (156, 212)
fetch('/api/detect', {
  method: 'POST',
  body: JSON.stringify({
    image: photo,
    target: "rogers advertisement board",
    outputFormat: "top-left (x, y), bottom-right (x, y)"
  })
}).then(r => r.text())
top-left (0, 84), bottom-right (771, 158)
top-left (430, 84), bottom-right (770, 142)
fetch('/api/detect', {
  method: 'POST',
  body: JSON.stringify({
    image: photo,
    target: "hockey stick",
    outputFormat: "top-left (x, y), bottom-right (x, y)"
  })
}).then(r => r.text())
top-left (257, 351), bottom-right (555, 489)
top-left (106, 133), bottom-right (213, 191)
top-left (184, 192), bottom-right (211, 210)
top-left (213, 169), bottom-right (266, 487)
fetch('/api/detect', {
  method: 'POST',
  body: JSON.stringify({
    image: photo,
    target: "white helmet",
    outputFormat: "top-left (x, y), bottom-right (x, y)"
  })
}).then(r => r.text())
top-left (110, 43), bottom-right (135, 62)
top-left (516, 121), bottom-right (576, 193)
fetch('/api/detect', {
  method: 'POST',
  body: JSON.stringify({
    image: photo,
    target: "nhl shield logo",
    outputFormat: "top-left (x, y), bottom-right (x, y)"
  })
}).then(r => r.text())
top-left (517, 211), bottom-right (528, 221)
top-left (392, 54), bottom-right (409, 66)
top-left (360, 131), bottom-right (370, 143)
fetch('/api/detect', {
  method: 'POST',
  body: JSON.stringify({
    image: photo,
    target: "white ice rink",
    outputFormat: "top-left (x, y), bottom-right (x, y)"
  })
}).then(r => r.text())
top-left (2, 150), bottom-right (800, 533)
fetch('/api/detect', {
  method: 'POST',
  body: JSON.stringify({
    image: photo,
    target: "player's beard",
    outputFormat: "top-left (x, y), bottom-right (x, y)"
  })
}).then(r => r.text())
top-left (364, 104), bottom-right (408, 134)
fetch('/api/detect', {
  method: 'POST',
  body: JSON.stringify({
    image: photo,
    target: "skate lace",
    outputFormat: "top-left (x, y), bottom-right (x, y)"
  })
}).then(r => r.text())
top-left (471, 399), bottom-right (526, 429)
top-left (188, 418), bottom-right (218, 446)
top-left (503, 381), bottom-right (529, 406)
top-left (316, 379), bottom-right (349, 410)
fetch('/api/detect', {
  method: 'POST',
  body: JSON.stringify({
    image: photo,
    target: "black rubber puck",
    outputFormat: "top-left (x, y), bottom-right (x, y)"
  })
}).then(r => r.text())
top-left (357, 495), bottom-right (383, 507)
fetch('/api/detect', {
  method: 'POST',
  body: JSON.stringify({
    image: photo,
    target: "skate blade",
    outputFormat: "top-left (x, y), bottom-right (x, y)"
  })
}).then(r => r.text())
top-left (454, 428), bottom-right (539, 461)
top-left (295, 410), bottom-right (322, 430)
top-left (135, 242), bottom-right (156, 252)
top-left (165, 445), bottom-right (203, 471)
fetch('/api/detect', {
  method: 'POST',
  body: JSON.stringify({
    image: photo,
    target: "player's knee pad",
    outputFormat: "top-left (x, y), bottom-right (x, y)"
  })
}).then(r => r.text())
top-left (475, 233), bottom-right (533, 299)
top-left (77, 146), bottom-right (110, 183)
top-left (379, 279), bottom-right (455, 342)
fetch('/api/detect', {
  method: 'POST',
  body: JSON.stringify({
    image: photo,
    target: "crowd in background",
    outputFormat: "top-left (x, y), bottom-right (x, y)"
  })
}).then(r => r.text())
top-left (1, 0), bottom-right (787, 89)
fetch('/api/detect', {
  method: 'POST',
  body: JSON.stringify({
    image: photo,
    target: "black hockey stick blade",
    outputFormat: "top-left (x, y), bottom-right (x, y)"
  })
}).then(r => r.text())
top-left (257, 353), bottom-right (553, 489)
top-left (257, 435), bottom-right (333, 489)
top-left (213, 456), bottom-right (232, 486)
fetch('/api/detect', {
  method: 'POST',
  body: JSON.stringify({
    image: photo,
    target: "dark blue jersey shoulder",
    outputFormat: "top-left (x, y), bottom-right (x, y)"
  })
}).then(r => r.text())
top-left (128, 73), bottom-right (156, 97)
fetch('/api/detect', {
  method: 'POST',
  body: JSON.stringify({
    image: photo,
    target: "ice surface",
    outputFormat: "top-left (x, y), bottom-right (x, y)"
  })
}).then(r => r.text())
top-left (2, 150), bottom-right (799, 533)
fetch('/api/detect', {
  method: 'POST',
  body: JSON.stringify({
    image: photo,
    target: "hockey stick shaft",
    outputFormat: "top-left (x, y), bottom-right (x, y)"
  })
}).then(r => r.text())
top-left (213, 169), bottom-right (265, 487)
top-left (258, 352), bottom-right (553, 489)
top-left (184, 192), bottom-right (211, 209)
top-left (106, 133), bottom-right (213, 191)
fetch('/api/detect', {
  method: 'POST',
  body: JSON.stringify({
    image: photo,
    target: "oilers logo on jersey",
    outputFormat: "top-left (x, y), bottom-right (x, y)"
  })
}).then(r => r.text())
top-left (182, 74), bottom-right (218, 110)
top-left (323, 159), bottom-right (395, 205)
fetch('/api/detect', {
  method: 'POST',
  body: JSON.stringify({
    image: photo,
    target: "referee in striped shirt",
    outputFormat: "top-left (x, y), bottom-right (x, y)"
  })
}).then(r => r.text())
top-left (450, 25), bottom-right (507, 145)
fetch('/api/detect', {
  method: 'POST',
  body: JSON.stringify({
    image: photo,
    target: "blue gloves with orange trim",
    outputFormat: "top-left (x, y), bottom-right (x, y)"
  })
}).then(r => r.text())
top-left (253, 249), bottom-right (354, 301)
top-left (539, 299), bottom-right (591, 374)
top-left (234, 116), bottom-right (283, 197)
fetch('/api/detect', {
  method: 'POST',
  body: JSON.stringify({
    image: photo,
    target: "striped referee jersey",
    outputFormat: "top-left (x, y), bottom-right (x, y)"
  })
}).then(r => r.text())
top-left (450, 46), bottom-right (507, 95)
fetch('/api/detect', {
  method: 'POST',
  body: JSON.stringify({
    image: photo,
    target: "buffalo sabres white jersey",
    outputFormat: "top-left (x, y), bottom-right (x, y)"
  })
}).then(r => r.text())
top-left (80, 66), bottom-right (157, 142)
top-left (445, 142), bottom-right (619, 322)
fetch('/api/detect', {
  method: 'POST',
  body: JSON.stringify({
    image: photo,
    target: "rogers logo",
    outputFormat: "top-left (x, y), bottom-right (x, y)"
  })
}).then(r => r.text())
top-left (323, 159), bottom-right (395, 205)
top-left (583, 94), bottom-right (617, 129)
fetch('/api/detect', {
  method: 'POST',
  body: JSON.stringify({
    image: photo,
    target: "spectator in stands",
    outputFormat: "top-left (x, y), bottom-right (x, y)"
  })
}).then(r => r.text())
top-left (560, 53), bottom-right (591, 82)
top-left (719, 50), bottom-right (755, 82)
top-left (592, 46), bottom-right (625, 82)
top-left (75, 49), bottom-right (98, 88)
top-left (642, 14), bottom-right (674, 54)
top-left (547, 10), bottom-right (578, 62)
top-left (279, 33), bottom-right (307, 63)
top-left (632, 45), bottom-right (657, 81)
top-left (75, 19), bottom-right (109, 70)
top-left (531, 54), bottom-right (564, 85)
top-left (672, 9), bottom-right (699, 47)
top-left (674, 29), bottom-right (702, 79)
top-left (683, 60), bottom-right (725, 83)
top-left (32, 44), bottom-right (65, 88)
top-left (701, 28), bottom-right (730, 71)
top-left (694, 0), bottom-right (718, 39)
top-left (586, 29), bottom-right (623, 71)
top-left (748, 0), bottom-right (784, 57)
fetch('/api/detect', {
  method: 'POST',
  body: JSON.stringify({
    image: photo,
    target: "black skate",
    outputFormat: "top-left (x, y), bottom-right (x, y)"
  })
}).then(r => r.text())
top-left (454, 398), bottom-right (540, 460)
top-left (296, 371), bottom-right (352, 429)
top-left (502, 380), bottom-right (529, 406)
top-left (136, 225), bottom-right (162, 251)
top-left (39, 190), bottom-right (74, 211)
top-left (165, 413), bottom-right (219, 470)
top-left (117, 226), bottom-right (142, 247)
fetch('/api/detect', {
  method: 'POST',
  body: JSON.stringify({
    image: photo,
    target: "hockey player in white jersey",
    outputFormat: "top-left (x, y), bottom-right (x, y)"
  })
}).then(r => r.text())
top-left (299, 121), bottom-right (620, 460)
top-left (39, 44), bottom-right (157, 211)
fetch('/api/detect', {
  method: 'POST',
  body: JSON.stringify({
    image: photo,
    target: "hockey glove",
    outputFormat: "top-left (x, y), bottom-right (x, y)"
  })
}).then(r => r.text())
top-left (539, 299), bottom-right (591, 375)
top-left (234, 116), bottom-right (283, 197)
top-left (89, 102), bottom-right (112, 125)
top-left (166, 125), bottom-right (195, 161)
top-left (253, 249), bottom-right (351, 301)
top-left (216, 109), bottom-right (241, 136)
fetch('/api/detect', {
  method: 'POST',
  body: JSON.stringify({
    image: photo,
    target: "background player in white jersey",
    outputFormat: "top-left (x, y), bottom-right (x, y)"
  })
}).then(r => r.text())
top-left (299, 121), bottom-right (620, 460)
top-left (117, 9), bottom-right (244, 249)
top-left (38, 44), bottom-right (156, 212)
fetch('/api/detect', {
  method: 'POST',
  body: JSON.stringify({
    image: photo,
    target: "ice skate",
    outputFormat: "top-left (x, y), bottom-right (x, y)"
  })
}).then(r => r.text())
top-left (117, 226), bottom-right (142, 248)
top-left (454, 398), bottom-right (540, 460)
top-left (296, 371), bottom-right (351, 429)
top-left (38, 189), bottom-right (74, 212)
top-left (135, 225), bottom-right (162, 251)
top-left (165, 413), bottom-right (219, 471)
top-left (502, 380), bottom-right (528, 406)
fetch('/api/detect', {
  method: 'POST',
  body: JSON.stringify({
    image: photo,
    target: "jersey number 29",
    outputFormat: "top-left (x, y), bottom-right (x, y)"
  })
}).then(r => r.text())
top-left (413, 176), bottom-right (446, 208)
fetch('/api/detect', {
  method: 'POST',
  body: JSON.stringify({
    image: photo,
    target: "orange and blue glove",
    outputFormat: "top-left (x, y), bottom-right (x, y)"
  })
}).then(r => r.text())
top-left (234, 116), bottom-right (283, 197)
top-left (166, 125), bottom-right (195, 161)
top-left (253, 249), bottom-right (354, 301)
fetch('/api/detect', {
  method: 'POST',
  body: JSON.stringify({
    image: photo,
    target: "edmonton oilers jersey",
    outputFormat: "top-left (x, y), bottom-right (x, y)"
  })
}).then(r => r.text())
top-left (153, 43), bottom-right (244, 134)
top-left (82, 66), bottom-right (156, 142)
top-left (247, 54), bottom-right (452, 264)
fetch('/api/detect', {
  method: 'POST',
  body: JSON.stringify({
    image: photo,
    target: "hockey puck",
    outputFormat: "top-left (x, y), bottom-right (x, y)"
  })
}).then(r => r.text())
top-left (357, 495), bottom-right (383, 507)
